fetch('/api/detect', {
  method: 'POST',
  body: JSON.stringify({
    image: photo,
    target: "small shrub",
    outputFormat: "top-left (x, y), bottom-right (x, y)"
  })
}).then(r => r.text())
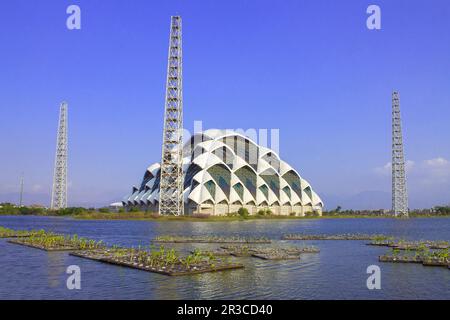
top-left (56, 207), bottom-right (87, 216)
top-left (238, 207), bottom-right (249, 218)
top-left (289, 212), bottom-right (296, 217)
top-left (257, 210), bottom-right (266, 216)
top-left (265, 209), bottom-right (273, 216)
top-left (98, 208), bottom-right (110, 213)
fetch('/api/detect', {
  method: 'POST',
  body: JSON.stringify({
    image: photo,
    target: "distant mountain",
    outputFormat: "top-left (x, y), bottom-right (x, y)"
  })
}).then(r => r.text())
top-left (321, 191), bottom-right (390, 211)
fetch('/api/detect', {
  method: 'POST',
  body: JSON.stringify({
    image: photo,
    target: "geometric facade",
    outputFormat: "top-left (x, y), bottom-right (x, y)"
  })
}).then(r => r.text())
top-left (123, 129), bottom-right (323, 216)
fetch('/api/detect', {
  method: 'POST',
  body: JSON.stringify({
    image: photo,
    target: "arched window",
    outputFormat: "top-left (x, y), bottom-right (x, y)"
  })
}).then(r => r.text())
top-left (282, 186), bottom-right (291, 199)
top-left (207, 164), bottom-right (231, 197)
top-left (233, 183), bottom-right (244, 201)
top-left (261, 170), bottom-right (280, 199)
top-left (304, 186), bottom-right (313, 200)
top-left (235, 166), bottom-right (257, 199)
top-left (259, 185), bottom-right (269, 200)
top-left (282, 170), bottom-right (302, 200)
top-left (204, 180), bottom-right (216, 198)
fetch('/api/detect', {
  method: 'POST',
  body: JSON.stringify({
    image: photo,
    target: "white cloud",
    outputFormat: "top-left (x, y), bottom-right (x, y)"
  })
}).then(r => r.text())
top-left (374, 160), bottom-right (415, 176)
top-left (420, 157), bottom-right (450, 185)
top-left (424, 157), bottom-right (450, 168)
top-left (375, 157), bottom-right (450, 185)
top-left (374, 162), bottom-right (392, 175)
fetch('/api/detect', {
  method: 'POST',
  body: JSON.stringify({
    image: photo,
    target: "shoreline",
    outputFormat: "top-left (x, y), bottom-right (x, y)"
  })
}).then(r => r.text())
top-left (1, 213), bottom-right (449, 222)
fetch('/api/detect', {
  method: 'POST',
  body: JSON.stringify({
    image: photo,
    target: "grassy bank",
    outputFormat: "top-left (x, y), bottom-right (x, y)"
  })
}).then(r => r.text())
top-left (72, 212), bottom-right (449, 221)
top-left (1, 203), bottom-right (449, 221)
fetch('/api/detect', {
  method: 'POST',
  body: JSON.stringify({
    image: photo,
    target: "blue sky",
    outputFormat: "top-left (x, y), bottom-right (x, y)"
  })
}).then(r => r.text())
top-left (0, 0), bottom-right (449, 209)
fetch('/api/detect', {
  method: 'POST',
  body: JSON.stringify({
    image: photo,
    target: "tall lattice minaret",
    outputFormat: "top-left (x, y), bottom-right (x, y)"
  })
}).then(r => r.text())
top-left (159, 16), bottom-right (184, 216)
top-left (51, 102), bottom-right (68, 210)
top-left (19, 173), bottom-right (24, 207)
top-left (392, 91), bottom-right (408, 217)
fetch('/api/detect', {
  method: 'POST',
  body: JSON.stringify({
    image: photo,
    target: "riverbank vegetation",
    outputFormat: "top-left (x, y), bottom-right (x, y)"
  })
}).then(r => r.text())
top-left (2, 203), bottom-right (450, 221)
top-left (323, 206), bottom-right (450, 217)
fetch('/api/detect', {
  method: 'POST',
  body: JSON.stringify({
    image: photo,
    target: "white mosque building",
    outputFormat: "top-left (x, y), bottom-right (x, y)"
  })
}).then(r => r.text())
top-left (123, 130), bottom-right (323, 216)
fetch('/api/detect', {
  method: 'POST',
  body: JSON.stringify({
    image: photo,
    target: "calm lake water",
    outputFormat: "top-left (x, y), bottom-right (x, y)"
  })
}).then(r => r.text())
top-left (0, 215), bottom-right (449, 300)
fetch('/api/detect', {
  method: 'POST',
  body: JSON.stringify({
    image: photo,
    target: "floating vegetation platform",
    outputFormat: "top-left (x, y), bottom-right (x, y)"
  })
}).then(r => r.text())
top-left (70, 247), bottom-right (244, 276)
top-left (219, 245), bottom-right (319, 260)
top-left (379, 248), bottom-right (449, 269)
top-left (283, 233), bottom-right (386, 241)
top-left (379, 255), bottom-right (423, 263)
top-left (368, 239), bottom-right (449, 250)
top-left (8, 233), bottom-right (105, 252)
top-left (0, 227), bottom-right (43, 239)
top-left (252, 253), bottom-right (300, 261)
top-left (153, 235), bottom-right (271, 244)
top-left (190, 249), bottom-right (232, 257)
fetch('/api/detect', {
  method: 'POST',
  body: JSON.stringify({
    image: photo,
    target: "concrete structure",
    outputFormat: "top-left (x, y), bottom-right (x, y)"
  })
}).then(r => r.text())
top-left (123, 130), bottom-right (323, 216)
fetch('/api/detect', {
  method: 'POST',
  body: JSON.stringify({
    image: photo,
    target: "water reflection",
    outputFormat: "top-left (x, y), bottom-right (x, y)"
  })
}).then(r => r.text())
top-left (46, 252), bottom-right (67, 288)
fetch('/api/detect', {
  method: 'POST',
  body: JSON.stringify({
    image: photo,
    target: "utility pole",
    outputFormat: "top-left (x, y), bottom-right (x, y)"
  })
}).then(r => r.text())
top-left (159, 16), bottom-right (184, 216)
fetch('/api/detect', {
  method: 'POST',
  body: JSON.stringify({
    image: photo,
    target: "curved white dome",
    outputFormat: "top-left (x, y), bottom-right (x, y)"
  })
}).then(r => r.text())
top-left (123, 130), bottom-right (323, 216)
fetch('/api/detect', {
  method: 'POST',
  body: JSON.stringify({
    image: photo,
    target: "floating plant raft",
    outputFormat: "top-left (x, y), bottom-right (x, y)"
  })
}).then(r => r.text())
top-left (0, 227), bottom-right (43, 238)
top-left (368, 240), bottom-right (449, 250)
top-left (219, 245), bottom-right (319, 260)
top-left (8, 233), bottom-right (105, 251)
top-left (283, 233), bottom-right (386, 241)
top-left (379, 255), bottom-right (423, 264)
top-left (70, 246), bottom-right (244, 276)
top-left (379, 248), bottom-right (449, 269)
top-left (190, 249), bottom-right (232, 257)
top-left (153, 235), bottom-right (271, 244)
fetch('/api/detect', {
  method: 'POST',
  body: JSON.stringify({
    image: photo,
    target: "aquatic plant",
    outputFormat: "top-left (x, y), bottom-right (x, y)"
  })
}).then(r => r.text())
top-left (10, 231), bottom-right (105, 250)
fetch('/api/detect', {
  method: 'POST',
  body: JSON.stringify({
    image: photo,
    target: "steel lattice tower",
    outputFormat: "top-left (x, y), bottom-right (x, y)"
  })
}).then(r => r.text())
top-left (159, 16), bottom-right (184, 216)
top-left (51, 102), bottom-right (68, 210)
top-left (19, 173), bottom-right (24, 207)
top-left (392, 91), bottom-right (408, 217)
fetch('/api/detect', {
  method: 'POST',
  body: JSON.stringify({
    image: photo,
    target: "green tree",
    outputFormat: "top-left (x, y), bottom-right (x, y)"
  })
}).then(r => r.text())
top-left (238, 207), bottom-right (249, 219)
